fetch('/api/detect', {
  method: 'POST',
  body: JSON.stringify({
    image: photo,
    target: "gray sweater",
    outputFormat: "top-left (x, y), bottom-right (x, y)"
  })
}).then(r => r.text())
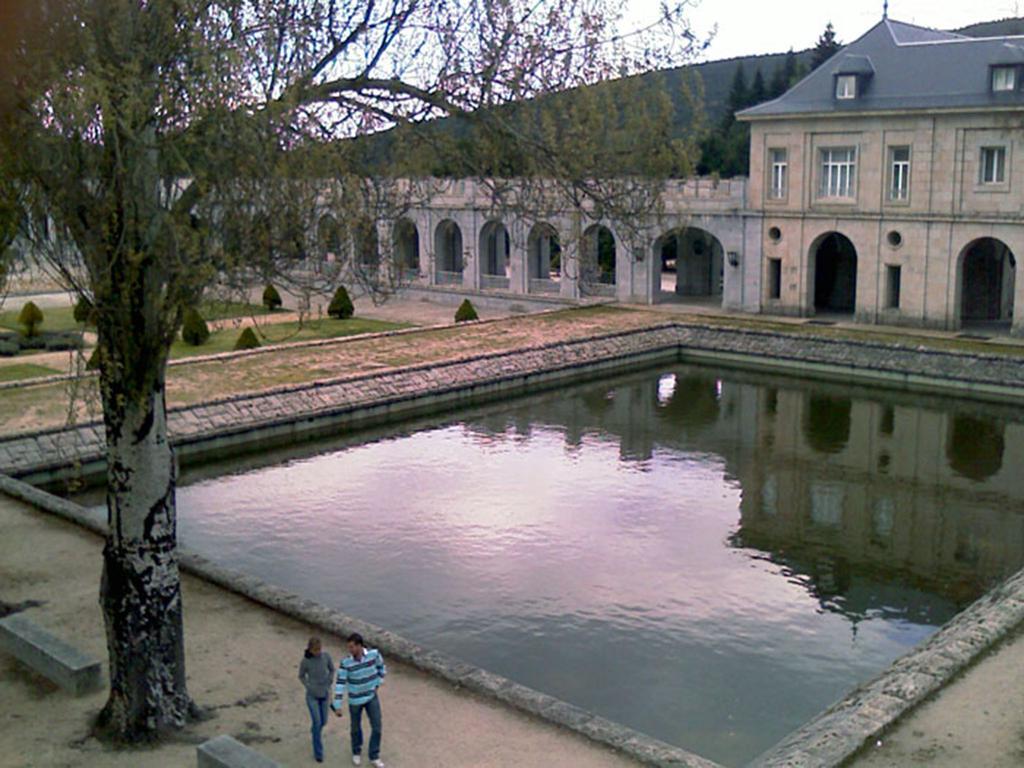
top-left (299, 651), bottom-right (336, 699)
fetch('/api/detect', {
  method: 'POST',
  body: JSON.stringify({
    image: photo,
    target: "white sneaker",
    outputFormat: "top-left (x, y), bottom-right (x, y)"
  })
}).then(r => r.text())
top-left (371, 761), bottom-right (385, 768)
top-left (352, 757), bottom-right (362, 766)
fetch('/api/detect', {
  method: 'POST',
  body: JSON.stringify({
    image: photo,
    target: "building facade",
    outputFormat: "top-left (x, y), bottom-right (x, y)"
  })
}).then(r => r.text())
top-left (739, 18), bottom-right (1024, 335)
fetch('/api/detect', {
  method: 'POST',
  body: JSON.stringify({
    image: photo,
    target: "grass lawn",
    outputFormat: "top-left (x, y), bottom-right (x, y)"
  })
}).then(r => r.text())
top-left (0, 300), bottom-right (278, 336)
top-left (0, 363), bottom-right (60, 383)
top-left (0, 305), bottom-right (84, 334)
top-left (170, 317), bottom-right (409, 359)
top-left (199, 300), bottom-right (279, 321)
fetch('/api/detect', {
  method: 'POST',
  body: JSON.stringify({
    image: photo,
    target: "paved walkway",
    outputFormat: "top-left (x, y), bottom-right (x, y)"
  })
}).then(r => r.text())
top-left (0, 494), bottom-right (638, 768)
top-left (850, 626), bottom-right (1024, 767)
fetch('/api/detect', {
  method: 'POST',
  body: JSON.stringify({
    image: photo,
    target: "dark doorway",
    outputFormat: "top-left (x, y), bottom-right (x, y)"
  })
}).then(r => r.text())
top-left (813, 233), bottom-right (857, 314)
top-left (961, 238), bottom-right (1015, 327)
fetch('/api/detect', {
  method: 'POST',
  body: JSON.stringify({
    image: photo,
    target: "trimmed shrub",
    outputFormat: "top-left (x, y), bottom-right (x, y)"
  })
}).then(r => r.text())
top-left (181, 307), bottom-right (210, 346)
top-left (73, 297), bottom-right (95, 325)
top-left (262, 284), bottom-right (283, 311)
top-left (234, 327), bottom-right (261, 351)
top-left (327, 285), bottom-right (354, 319)
top-left (0, 340), bottom-right (18, 357)
top-left (44, 333), bottom-right (84, 352)
top-left (86, 347), bottom-right (101, 371)
top-left (454, 299), bottom-right (479, 323)
top-left (17, 301), bottom-right (44, 336)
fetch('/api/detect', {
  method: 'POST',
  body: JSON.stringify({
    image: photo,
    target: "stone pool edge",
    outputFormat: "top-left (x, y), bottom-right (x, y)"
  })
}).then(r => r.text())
top-left (6, 320), bottom-right (1024, 485)
top-left (0, 473), bottom-right (721, 768)
top-left (748, 565), bottom-right (1024, 768)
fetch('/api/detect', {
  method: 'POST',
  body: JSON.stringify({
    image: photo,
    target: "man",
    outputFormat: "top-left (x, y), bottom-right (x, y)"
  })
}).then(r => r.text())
top-left (332, 632), bottom-right (386, 767)
top-left (298, 637), bottom-right (335, 763)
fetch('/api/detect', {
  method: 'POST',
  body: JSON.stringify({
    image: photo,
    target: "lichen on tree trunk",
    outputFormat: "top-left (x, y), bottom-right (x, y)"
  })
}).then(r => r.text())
top-left (96, 378), bottom-right (194, 741)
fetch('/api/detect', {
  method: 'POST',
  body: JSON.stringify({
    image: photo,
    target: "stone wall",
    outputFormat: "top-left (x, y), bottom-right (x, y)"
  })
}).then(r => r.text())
top-left (4, 322), bottom-right (1024, 483)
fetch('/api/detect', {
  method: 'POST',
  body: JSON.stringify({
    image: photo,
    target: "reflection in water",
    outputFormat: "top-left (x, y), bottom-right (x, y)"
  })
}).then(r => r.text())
top-left (81, 366), bottom-right (1024, 767)
top-left (803, 394), bottom-right (852, 454)
top-left (947, 415), bottom-right (1005, 481)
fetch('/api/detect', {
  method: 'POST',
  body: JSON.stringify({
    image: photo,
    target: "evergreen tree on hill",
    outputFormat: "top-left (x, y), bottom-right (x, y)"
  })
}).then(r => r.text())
top-left (812, 22), bottom-right (842, 69)
top-left (750, 69), bottom-right (767, 106)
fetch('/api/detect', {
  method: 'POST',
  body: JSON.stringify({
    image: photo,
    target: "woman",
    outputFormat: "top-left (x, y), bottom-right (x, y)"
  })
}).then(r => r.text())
top-left (298, 636), bottom-right (336, 763)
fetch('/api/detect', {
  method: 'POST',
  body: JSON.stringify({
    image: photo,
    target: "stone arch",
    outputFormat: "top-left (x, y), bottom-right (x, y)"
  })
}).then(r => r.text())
top-left (392, 218), bottom-right (420, 275)
top-left (810, 231), bottom-right (857, 314)
top-left (958, 237), bottom-right (1016, 327)
top-left (317, 214), bottom-right (342, 259)
top-left (433, 219), bottom-right (463, 282)
top-left (527, 223), bottom-right (561, 285)
top-left (354, 218), bottom-right (379, 270)
top-left (479, 220), bottom-right (511, 278)
top-left (653, 226), bottom-right (724, 299)
top-left (581, 224), bottom-right (617, 294)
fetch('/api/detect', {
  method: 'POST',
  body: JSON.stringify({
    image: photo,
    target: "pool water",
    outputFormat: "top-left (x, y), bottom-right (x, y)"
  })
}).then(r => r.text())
top-left (83, 365), bottom-right (1024, 766)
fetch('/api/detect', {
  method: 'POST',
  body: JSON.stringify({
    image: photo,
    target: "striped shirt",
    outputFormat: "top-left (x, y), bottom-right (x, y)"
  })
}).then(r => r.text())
top-left (331, 648), bottom-right (386, 709)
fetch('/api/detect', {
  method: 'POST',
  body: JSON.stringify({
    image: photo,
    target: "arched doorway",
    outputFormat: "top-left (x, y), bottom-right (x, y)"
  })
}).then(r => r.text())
top-left (581, 224), bottom-right (616, 296)
top-left (960, 238), bottom-right (1015, 328)
top-left (392, 219), bottom-right (419, 278)
top-left (433, 220), bottom-right (463, 284)
top-left (527, 223), bottom-right (561, 293)
top-left (812, 232), bottom-right (857, 315)
top-left (654, 227), bottom-right (724, 301)
top-left (479, 220), bottom-right (510, 288)
top-left (354, 218), bottom-right (379, 273)
top-left (317, 214), bottom-right (342, 261)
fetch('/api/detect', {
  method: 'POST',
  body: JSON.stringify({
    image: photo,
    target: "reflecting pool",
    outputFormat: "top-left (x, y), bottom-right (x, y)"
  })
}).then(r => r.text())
top-left (83, 365), bottom-right (1024, 766)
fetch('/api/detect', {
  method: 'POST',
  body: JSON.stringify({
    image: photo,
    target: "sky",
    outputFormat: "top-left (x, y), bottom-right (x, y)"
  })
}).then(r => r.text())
top-left (625, 0), bottom-right (1024, 62)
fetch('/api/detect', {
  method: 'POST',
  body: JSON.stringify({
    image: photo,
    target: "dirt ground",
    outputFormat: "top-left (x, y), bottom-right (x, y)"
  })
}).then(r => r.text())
top-left (850, 626), bottom-right (1024, 768)
top-left (0, 494), bottom-right (638, 768)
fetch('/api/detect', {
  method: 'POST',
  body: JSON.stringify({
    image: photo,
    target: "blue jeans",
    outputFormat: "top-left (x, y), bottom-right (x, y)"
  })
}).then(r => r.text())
top-left (306, 693), bottom-right (329, 760)
top-left (349, 694), bottom-right (382, 760)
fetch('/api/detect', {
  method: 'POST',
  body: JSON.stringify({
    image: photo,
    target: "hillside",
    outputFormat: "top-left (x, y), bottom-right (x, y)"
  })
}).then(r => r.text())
top-left (353, 16), bottom-right (1024, 177)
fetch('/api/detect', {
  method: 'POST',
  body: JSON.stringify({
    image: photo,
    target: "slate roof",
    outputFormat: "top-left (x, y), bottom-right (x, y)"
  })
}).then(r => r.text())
top-left (737, 18), bottom-right (1024, 119)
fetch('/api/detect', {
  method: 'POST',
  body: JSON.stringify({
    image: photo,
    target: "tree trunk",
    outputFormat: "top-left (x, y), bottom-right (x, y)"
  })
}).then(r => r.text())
top-left (96, 379), bottom-right (193, 741)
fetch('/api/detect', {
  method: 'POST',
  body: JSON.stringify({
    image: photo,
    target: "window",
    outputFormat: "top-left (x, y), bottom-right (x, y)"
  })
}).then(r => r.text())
top-left (819, 147), bottom-right (857, 198)
top-left (769, 149), bottom-right (788, 199)
top-left (885, 265), bottom-right (901, 309)
top-left (980, 146), bottom-right (1006, 184)
top-left (768, 258), bottom-right (782, 299)
top-left (835, 75), bottom-right (857, 99)
top-left (880, 405), bottom-right (895, 436)
top-left (888, 146), bottom-right (910, 201)
top-left (992, 65), bottom-right (1017, 92)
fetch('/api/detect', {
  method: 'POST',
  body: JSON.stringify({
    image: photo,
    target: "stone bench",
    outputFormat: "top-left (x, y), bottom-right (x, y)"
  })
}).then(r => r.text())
top-left (0, 613), bottom-right (102, 694)
top-left (197, 735), bottom-right (281, 768)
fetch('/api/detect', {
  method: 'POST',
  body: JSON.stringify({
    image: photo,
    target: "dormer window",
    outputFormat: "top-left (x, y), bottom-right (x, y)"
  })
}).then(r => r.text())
top-left (835, 75), bottom-right (857, 100)
top-left (992, 65), bottom-right (1017, 92)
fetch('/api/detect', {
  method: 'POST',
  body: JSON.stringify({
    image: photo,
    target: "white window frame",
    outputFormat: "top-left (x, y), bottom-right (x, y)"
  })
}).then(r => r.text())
top-left (980, 146), bottom-right (1007, 185)
top-left (992, 66), bottom-right (1017, 92)
top-left (888, 146), bottom-right (910, 201)
top-left (835, 75), bottom-right (857, 100)
top-left (819, 147), bottom-right (857, 199)
top-left (769, 148), bottom-right (788, 200)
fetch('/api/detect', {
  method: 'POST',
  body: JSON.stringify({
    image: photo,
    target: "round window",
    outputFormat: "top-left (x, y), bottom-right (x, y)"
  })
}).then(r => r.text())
top-left (887, 230), bottom-right (903, 248)
top-left (768, 226), bottom-right (782, 242)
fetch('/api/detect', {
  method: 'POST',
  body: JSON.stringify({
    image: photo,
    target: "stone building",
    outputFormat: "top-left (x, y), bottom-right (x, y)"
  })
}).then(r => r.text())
top-left (739, 18), bottom-right (1024, 335)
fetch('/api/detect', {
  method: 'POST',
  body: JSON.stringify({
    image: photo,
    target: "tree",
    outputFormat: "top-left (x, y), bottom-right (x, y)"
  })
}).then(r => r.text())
top-left (18, 301), bottom-right (43, 336)
top-left (749, 69), bottom-right (767, 106)
top-left (0, 0), bottom-right (701, 743)
top-left (724, 64), bottom-right (749, 129)
top-left (327, 286), bottom-right (355, 319)
top-left (812, 22), bottom-right (842, 69)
